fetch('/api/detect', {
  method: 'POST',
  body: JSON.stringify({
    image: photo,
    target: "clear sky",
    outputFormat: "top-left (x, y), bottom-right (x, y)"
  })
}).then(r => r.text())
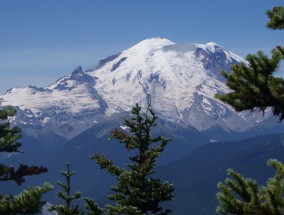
top-left (0, 0), bottom-right (283, 94)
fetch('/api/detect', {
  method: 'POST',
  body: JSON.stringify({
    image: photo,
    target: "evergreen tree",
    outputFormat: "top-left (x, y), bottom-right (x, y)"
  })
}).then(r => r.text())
top-left (49, 163), bottom-right (82, 215)
top-left (91, 102), bottom-right (174, 215)
top-left (215, 6), bottom-right (284, 121)
top-left (0, 106), bottom-right (52, 214)
top-left (215, 6), bottom-right (284, 214)
top-left (216, 159), bottom-right (284, 215)
top-left (215, 49), bottom-right (284, 119)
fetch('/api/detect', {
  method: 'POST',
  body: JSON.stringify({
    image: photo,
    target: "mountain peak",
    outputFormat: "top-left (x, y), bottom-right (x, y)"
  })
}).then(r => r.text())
top-left (195, 42), bottom-right (224, 53)
top-left (140, 37), bottom-right (172, 43)
top-left (71, 66), bottom-right (83, 75)
top-left (129, 37), bottom-right (174, 51)
top-left (70, 66), bottom-right (85, 80)
top-left (0, 38), bottom-right (259, 140)
top-left (206, 42), bottom-right (222, 47)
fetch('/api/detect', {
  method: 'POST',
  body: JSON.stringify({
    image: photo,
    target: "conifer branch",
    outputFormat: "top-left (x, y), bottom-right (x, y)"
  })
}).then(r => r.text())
top-left (0, 182), bottom-right (53, 214)
top-left (0, 105), bottom-right (50, 214)
top-left (0, 164), bottom-right (48, 185)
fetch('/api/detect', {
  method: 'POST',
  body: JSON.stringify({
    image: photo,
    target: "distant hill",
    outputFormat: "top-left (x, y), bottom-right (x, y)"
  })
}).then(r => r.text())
top-left (0, 115), bottom-right (208, 200)
top-left (156, 133), bottom-right (284, 215)
top-left (2, 125), bottom-right (284, 214)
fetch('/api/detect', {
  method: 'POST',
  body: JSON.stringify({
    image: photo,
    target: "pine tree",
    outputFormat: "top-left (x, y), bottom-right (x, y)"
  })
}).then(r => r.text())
top-left (91, 102), bottom-right (174, 215)
top-left (0, 106), bottom-right (52, 214)
top-left (215, 6), bottom-right (284, 214)
top-left (215, 48), bottom-right (284, 119)
top-left (215, 6), bottom-right (284, 121)
top-left (216, 159), bottom-right (284, 214)
top-left (49, 163), bottom-right (82, 215)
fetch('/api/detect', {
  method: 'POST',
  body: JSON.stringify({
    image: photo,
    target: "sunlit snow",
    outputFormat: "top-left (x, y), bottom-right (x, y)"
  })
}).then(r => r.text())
top-left (0, 37), bottom-right (267, 137)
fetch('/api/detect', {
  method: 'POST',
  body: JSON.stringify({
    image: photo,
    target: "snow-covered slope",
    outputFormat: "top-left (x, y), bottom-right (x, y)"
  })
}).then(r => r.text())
top-left (86, 37), bottom-right (268, 132)
top-left (0, 67), bottom-right (107, 138)
top-left (0, 37), bottom-right (270, 139)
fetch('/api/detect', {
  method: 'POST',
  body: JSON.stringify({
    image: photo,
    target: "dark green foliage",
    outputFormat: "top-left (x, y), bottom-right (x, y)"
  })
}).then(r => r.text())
top-left (267, 7), bottom-right (284, 30)
top-left (49, 163), bottom-right (82, 215)
top-left (216, 159), bottom-right (284, 215)
top-left (215, 6), bottom-right (284, 121)
top-left (215, 49), bottom-right (284, 120)
top-left (91, 102), bottom-right (174, 215)
top-left (84, 197), bottom-right (104, 215)
top-left (0, 106), bottom-right (48, 185)
top-left (215, 6), bottom-right (284, 215)
top-left (0, 106), bottom-right (52, 214)
top-left (0, 106), bottom-right (21, 153)
top-left (0, 182), bottom-right (53, 215)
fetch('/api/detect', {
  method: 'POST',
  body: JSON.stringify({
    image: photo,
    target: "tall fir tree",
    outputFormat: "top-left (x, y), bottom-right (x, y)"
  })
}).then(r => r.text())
top-left (0, 106), bottom-right (52, 214)
top-left (49, 163), bottom-right (82, 215)
top-left (91, 101), bottom-right (174, 215)
top-left (215, 6), bottom-right (284, 214)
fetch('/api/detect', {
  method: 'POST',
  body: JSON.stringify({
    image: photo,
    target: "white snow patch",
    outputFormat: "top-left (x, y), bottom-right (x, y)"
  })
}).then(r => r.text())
top-left (42, 202), bottom-right (57, 215)
top-left (120, 125), bottom-right (128, 130)
top-left (42, 117), bottom-right (50, 124)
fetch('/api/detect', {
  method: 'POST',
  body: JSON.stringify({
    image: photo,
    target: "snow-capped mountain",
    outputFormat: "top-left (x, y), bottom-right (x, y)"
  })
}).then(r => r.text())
top-left (0, 37), bottom-right (271, 139)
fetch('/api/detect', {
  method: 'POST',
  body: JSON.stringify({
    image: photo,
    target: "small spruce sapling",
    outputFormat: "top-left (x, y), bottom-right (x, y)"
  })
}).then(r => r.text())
top-left (49, 163), bottom-right (82, 215)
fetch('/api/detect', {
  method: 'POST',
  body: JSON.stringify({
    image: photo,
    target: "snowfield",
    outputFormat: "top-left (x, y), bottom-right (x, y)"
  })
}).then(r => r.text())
top-left (0, 37), bottom-right (269, 138)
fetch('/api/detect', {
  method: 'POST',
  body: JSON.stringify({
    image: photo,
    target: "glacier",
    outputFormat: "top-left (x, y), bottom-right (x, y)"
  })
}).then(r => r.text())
top-left (0, 37), bottom-right (272, 139)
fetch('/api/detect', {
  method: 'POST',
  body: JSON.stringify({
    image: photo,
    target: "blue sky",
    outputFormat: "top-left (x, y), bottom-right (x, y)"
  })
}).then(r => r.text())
top-left (0, 0), bottom-right (283, 94)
